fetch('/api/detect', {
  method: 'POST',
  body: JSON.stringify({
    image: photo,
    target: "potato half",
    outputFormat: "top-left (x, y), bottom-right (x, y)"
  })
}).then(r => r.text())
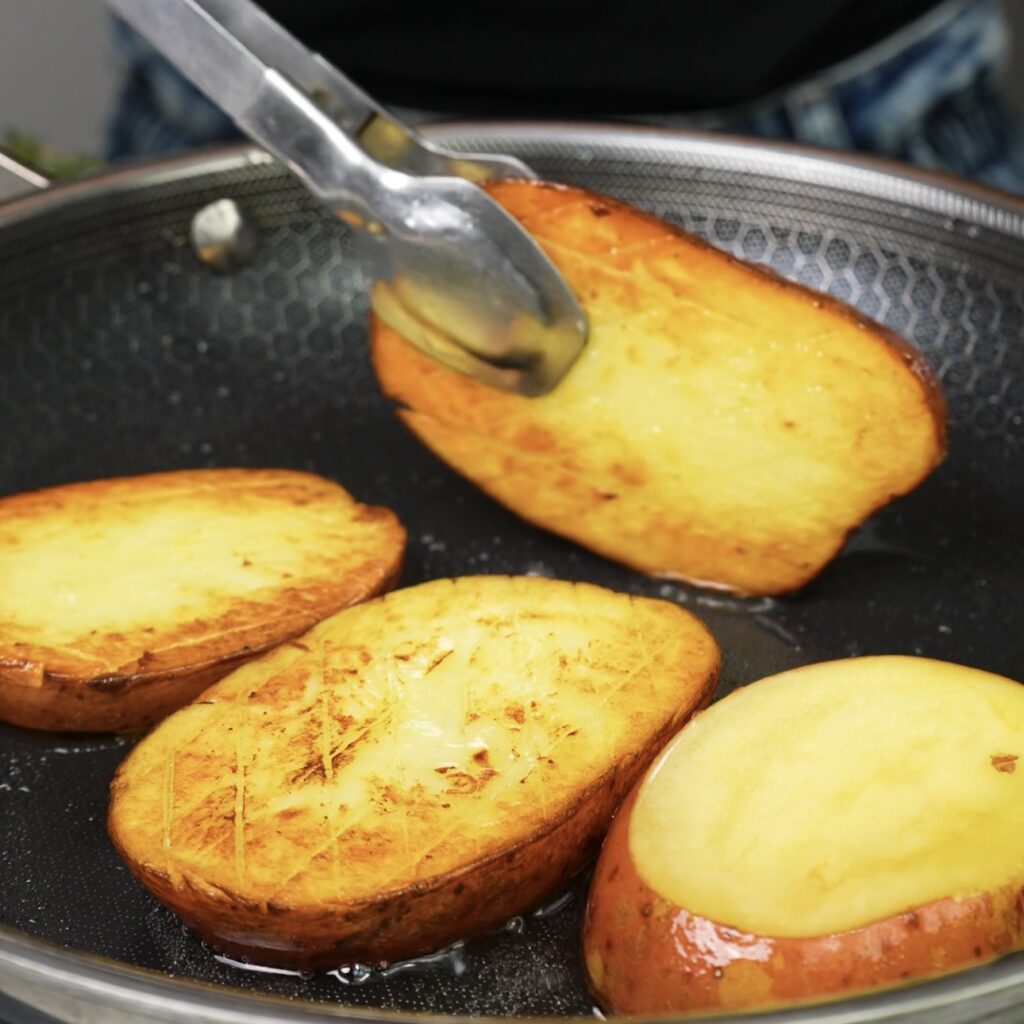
top-left (372, 180), bottom-right (946, 595)
top-left (0, 469), bottom-right (404, 732)
top-left (584, 656), bottom-right (1024, 1014)
top-left (108, 575), bottom-right (718, 969)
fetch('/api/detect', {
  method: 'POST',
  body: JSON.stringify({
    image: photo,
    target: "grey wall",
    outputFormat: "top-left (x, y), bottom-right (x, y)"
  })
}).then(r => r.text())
top-left (0, 0), bottom-right (119, 156)
top-left (0, 0), bottom-right (1022, 160)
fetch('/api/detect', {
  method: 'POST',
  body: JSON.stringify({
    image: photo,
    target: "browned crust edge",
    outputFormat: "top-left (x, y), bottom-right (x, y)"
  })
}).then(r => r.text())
top-left (107, 622), bottom-right (719, 969)
top-left (372, 179), bottom-right (947, 595)
top-left (583, 787), bottom-right (1024, 1015)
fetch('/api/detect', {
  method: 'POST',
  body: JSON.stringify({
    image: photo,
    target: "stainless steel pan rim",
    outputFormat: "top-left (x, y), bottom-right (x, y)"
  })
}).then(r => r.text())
top-left (5, 919), bottom-right (1024, 1024)
top-left (1, 125), bottom-right (1023, 1024)
top-left (430, 122), bottom-right (1024, 227)
top-left (0, 125), bottom-right (1019, 226)
top-left (1, 126), bottom-right (1023, 231)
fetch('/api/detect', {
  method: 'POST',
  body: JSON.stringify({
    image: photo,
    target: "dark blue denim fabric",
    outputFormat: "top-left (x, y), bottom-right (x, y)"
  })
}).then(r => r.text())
top-left (711, 0), bottom-right (1024, 192)
top-left (105, 0), bottom-right (1024, 193)
top-left (105, 17), bottom-right (241, 159)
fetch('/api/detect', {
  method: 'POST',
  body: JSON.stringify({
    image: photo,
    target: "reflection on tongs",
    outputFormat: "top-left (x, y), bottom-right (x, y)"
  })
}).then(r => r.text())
top-left (107, 0), bottom-right (588, 395)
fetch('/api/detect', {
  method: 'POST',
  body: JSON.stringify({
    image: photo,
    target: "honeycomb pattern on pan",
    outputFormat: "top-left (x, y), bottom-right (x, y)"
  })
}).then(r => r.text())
top-left (2, 140), bottom-right (1024, 1022)
top-left (1, 156), bottom-right (1021, 495)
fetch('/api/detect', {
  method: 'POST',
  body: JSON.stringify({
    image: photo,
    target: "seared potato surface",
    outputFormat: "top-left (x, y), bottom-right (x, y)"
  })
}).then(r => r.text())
top-left (584, 656), bottom-right (1024, 1014)
top-left (372, 180), bottom-right (946, 595)
top-left (0, 469), bottom-right (404, 731)
top-left (108, 575), bottom-right (719, 968)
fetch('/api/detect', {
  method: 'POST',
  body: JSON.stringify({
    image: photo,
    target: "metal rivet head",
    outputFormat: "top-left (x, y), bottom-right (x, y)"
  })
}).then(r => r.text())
top-left (190, 198), bottom-right (257, 272)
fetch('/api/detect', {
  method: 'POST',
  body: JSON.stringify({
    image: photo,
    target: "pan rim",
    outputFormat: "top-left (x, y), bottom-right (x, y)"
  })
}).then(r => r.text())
top-left (1, 124), bottom-right (1023, 1024)
top-left (427, 121), bottom-right (1024, 226)
top-left (0, 124), bottom-right (1021, 234)
top-left (4, 921), bottom-right (1024, 1024)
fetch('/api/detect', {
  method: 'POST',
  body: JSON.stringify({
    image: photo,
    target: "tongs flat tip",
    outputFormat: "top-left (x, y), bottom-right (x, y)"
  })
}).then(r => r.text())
top-left (108, 0), bottom-right (588, 395)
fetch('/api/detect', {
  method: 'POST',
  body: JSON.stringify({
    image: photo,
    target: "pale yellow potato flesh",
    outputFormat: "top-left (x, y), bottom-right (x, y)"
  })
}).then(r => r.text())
top-left (4, 483), bottom-right (370, 648)
top-left (631, 656), bottom-right (1024, 938)
top-left (0, 469), bottom-right (404, 731)
top-left (372, 180), bottom-right (946, 595)
top-left (108, 575), bottom-right (719, 968)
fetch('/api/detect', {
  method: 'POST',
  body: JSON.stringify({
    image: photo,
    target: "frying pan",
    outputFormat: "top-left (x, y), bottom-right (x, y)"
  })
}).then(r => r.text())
top-left (1, 125), bottom-right (1023, 1024)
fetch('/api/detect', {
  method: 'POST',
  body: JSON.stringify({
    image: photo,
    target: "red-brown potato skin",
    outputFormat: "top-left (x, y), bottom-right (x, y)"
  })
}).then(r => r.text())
top-left (108, 597), bottom-right (719, 970)
top-left (112, 721), bottom-right (694, 969)
top-left (0, 650), bottom-right (272, 735)
top-left (584, 789), bottom-right (1024, 1014)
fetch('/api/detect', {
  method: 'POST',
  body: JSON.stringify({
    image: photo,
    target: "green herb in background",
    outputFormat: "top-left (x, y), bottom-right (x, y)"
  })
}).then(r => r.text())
top-left (2, 130), bottom-right (102, 180)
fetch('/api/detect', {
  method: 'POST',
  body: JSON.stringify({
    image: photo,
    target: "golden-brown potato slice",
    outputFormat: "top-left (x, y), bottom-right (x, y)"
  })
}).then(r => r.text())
top-left (584, 656), bottom-right (1024, 1014)
top-left (108, 575), bottom-right (718, 969)
top-left (0, 469), bottom-right (404, 732)
top-left (372, 180), bottom-right (946, 595)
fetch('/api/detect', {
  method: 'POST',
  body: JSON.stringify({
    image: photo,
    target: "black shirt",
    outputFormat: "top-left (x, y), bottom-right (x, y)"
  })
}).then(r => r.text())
top-left (260, 0), bottom-right (943, 115)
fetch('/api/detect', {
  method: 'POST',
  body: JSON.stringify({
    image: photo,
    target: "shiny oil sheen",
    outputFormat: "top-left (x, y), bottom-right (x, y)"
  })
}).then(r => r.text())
top-left (631, 656), bottom-right (1024, 937)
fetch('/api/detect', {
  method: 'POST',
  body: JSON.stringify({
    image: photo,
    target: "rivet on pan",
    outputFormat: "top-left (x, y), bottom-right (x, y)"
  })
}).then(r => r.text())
top-left (190, 198), bottom-right (257, 272)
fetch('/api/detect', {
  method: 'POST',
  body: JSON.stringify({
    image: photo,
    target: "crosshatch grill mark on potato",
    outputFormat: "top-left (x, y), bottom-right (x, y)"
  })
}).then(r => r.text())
top-left (108, 575), bottom-right (719, 969)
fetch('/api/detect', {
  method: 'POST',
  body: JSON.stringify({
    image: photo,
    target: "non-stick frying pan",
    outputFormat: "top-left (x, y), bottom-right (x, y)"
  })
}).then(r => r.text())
top-left (1, 126), bottom-right (1023, 1024)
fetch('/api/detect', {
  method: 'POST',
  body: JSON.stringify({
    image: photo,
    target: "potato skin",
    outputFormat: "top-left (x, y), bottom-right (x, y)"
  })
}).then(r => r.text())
top-left (584, 789), bottom-right (1024, 1014)
top-left (0, 650), bottom-right (269, 734)
top-left (0, 469), bottom-right (405, 732)
top-left (108, 576), bottom-right (719, 969)
top-left (372, 179), bottom-right (946, 595)
top-left (112, 714), bottom-right (692, 969)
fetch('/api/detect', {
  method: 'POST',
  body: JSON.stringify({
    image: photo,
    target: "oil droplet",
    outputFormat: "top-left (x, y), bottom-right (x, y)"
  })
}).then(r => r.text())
top-left (525, 562), bottom-right (555, 577)
top-left (213, 954), bottom-right (308, 977)
top-left (694, 592), bottom-right (777, 615)
top-left (533, 890), bottom-right (575, 918)
top-left (331, 962), bottom-right (375, 986)
top-left (753, 615), bottom-right (801, 650)
top-left (327, 940), bottom-right (470, 986)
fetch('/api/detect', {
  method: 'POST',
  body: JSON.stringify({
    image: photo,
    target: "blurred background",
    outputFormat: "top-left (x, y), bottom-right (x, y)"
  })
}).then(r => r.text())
top-left (0, 0), bottom-right (119, 158)
top-left (0, 0), bottom-right (1022, 183)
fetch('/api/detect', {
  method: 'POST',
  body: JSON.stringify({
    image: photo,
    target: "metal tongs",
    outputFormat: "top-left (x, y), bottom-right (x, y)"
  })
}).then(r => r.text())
top-left (107, 0), bottom-right (587, 395)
